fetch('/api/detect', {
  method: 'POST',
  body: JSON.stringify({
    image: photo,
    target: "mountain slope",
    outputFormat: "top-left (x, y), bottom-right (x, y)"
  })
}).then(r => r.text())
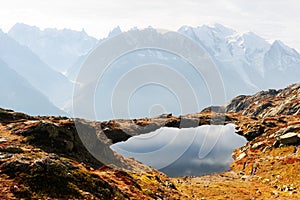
top-left (8, 23), bottom-right (98, 73)
top-left (0, 108), bottom-right (182, 199)
top-left (0, 29), bottom-right (72, 109)
top-left (0, 59), bottom-right (65, 115)
top-left (263, 40), bottom-right (300, 89)
top-left (225, 83), bottom-right (300, 117)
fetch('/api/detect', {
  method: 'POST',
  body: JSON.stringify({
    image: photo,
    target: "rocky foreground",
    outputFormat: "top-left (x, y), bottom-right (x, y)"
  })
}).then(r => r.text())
top-left (0, 84), bottom-right (299, 199)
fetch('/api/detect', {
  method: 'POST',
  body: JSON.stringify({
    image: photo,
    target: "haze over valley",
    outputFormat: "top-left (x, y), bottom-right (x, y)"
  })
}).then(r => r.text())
top-left (1, 23), bottom-right (299, 120)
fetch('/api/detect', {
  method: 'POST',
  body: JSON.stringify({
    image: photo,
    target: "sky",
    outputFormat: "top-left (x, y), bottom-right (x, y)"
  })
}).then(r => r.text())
top-left (1, 0), bottom-right (300, 50)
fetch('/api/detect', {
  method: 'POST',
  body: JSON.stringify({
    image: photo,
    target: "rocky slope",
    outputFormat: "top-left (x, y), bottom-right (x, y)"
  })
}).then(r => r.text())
top-left (225, 83), bottom-right (300, 117)
top-left (0, 108), bottom-right (183, 199)
top-left (0, 83), bottom-right (299, 199)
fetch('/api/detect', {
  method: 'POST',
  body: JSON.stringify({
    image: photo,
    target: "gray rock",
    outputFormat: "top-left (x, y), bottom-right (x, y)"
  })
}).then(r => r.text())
top-left (241, 175), bottom-right (250, 180)
top-left (0, 153), bottom-right (12, 160)
top-left (3, 145), bottom-right (24, 153)
top-left (283, 124), bottom-right (300, 134)
top-left (0, 138), bottom-right (7, 144)
top-left (273, 125), bottom-right (300, 138)
top-left (236, 152), bottom-right (247, 160)
top-left (262, 146), bottom-right (272, 152)
top-left (273, 129), bottom-right (285, 138)
top-left (273, 140), bottom-right (280, 148)
top-left (251, 142), bottom-right (264, 149)
top-left (279, 132), bottom-right (300, 145)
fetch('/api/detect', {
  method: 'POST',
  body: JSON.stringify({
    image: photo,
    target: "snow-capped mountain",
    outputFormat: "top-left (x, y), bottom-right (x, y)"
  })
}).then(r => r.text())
top-left (0, 58), bottom-right (65, 115)
top-left (0, 29), bottom-right (72, 110)
top-left (107, 26), bottom-right (122, 38)
top-left (66, 24), bottom-right (300, 120)
top-left (66, 26), bottom-right (123, 82)
top-left (178, 23), bottom-right (300, 93)
top-left (69, 24), bottom-right (300, 94)
top-left (0, 23), bottom-right (299, 119)
top-left (262, 40), bottom-right (300, 89)
top-left (264, 40), bottom-right (300, 71)
top-left (8, 23), bottom-right (98, 73)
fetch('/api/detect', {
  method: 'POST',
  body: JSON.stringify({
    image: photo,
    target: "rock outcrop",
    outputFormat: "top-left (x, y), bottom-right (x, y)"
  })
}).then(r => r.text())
top-left (279, 132), bottom-right (300, 145)
top-left (225, 84), bottom-right (300, 117)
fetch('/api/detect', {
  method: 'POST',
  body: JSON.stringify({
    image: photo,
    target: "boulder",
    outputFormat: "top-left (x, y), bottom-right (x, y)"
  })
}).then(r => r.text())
top-left (0, 138), bottom-right (7, 144)
top-left (279, 132), bottom-right (300, 145)
top-left (236, 152), bottom-right (247, 160)
top-left (283, 124), bottom-right (300, 134)
top-left (251, 142), bottom-right (264, 149)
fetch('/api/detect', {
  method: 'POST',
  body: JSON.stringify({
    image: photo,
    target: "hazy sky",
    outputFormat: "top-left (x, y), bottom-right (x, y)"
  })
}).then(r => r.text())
top-left (1, 0), bottom-right (300, 50)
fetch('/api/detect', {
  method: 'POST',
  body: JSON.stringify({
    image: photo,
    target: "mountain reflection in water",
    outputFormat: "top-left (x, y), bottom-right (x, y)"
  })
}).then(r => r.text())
top-left (111, 124), bottom-right (247, 177)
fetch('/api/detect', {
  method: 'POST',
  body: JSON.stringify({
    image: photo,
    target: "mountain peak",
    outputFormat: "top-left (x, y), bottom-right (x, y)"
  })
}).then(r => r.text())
top-left (272, 40), bottom-right (293, 49)
top-left (178, 23), bottom-right (236, 36)
top-left (8, 23), bottom-right (98, 72)
top-left (211, 23), bottom-right (235, 31)
top-left (177, 25), bottom-right (194, 34)
top-left (81, 28), bottom-right (87, 34)
top-left (271, 40), bottom-right (300, 56)
top-left (9, 23), bottom-right (40, 34)
top-left (241, 31), bottom-right (260, 38)
top-left (201, 23), bottom-right (236, 36)
top-left (273, 39), bottom-right (285, 46)
top-left (238, 31), bottom-right (270, 49)
top-left (108, 26), bottom-right (122, 37)
top-left (264, 39), bottom-right (300, 73)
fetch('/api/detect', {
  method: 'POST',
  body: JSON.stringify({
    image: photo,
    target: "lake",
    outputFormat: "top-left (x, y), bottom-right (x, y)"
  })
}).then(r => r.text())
top-left (111, 124), bottom-right (247, 177)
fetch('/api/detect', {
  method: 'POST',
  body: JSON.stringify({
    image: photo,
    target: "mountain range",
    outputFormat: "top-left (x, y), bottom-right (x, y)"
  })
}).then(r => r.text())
top-left (178, 24), bottom-right (300, 92)
top-left (0, 58), bottom-right (64, 115)
top-left (8, 23), bottom-right (98, 73)
top-left (0, 28), bottom-right (73, 113)
top-left (0, 23), bottom-right (299, 118)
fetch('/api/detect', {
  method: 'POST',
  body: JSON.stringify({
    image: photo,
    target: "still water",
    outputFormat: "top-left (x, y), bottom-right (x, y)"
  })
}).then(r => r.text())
top-left (111, 124), bottom-right (246, 177)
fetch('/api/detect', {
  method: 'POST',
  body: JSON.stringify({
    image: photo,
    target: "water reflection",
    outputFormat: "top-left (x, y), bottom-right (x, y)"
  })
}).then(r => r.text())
top-left (110, 124), bottom-right (246, 177)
